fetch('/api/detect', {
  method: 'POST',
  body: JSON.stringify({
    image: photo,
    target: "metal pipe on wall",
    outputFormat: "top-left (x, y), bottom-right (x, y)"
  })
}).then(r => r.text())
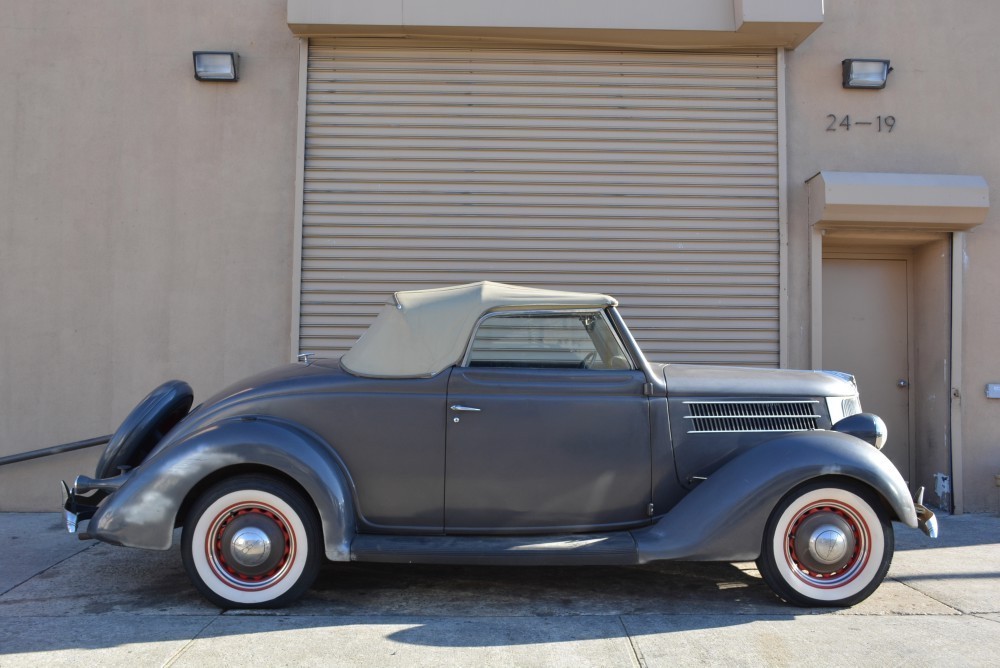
top-left (0, 435), bottom-right (111, 468)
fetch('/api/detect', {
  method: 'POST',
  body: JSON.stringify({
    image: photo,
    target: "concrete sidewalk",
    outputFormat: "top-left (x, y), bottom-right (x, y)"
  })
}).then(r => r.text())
top-left (1, 512), bottom-right (998, 667)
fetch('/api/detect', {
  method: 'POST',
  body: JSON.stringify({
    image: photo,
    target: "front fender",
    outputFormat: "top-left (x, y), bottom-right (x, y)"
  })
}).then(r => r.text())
top-left (88, 417), bottom-right (357, 561)
top-left (633, 430), bottom-right (916, 563)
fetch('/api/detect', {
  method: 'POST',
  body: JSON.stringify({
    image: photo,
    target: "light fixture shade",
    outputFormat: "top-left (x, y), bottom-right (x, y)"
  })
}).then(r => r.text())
top-left (842, 59), bottom-right (891, 89)
top-left (193, 51), bottom-right (239, 82)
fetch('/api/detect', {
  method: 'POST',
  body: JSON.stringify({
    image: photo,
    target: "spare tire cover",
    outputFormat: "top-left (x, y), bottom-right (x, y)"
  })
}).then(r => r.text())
top-left (95, 380), bottom-right (194, 479)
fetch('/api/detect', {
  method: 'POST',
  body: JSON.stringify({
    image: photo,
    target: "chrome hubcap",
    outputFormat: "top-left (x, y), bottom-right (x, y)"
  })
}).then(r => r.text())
top-left (230, 527), bottom-right (272, 568)
top-left (808, 525), bottom-right (848, 565)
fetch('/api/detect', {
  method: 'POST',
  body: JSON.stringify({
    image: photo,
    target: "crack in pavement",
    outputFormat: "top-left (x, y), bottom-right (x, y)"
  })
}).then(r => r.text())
top-left (618, 615), bottom-right (647, 668)
top-left (0, 541), bottom-right (99, 598)
top-left (161, 614), bottom-right (224, 668)
top-left (888, 575), bottom-right (966, 615)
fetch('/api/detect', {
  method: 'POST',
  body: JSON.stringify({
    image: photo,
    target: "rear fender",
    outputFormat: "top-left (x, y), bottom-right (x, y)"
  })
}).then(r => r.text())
top-left (88, 417), bottom-right (357, 561)
top-left (633, 430), bottom-right (915, 563)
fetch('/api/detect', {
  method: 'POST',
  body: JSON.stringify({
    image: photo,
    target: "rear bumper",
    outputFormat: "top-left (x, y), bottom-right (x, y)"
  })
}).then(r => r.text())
top-left (60, 473), bottom-right (130, 539)
top-left (61, 481), bottom-right (100, 538)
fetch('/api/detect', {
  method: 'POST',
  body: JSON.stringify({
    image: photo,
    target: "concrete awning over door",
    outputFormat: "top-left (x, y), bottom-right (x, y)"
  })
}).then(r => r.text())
top-left (807, 171), bottom-right (989, 232)
top-left (287, 0), bottom-right (824, 49)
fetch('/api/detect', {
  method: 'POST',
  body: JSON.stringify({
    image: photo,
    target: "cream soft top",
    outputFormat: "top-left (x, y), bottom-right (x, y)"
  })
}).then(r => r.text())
top-left (340, 281), bottom-right (618, 378)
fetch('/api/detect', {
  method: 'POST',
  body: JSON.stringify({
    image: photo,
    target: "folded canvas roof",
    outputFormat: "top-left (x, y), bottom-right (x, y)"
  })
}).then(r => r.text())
top-left (340, 281), bottom-right (617, 378)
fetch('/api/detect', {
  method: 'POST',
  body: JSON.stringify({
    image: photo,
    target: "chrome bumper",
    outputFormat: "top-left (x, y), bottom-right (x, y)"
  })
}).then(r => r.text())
top-left (61, 480), bottom-right (97, 537)
top-left (915, 503), bottom-right (938, 538)
top-left (914, 486), bottom-right (939, 538)
top-left (60, 473), bottom-right (128, 538)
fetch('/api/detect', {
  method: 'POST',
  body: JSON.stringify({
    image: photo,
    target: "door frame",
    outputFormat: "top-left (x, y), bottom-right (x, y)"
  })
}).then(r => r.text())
top-left (811, 229), bottom-right (966, 513)
top-left (820, 251), bottom-right (916, 487)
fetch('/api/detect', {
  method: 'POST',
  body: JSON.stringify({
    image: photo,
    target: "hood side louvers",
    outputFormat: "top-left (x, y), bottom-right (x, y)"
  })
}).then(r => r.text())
top-left (684, 401), bottom-right (820, 433)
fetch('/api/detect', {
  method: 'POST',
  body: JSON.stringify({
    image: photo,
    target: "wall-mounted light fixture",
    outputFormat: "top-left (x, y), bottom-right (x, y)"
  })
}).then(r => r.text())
top-left (193, 51), bottom-right (240, 82)
top-left (842, 59), bottom-right (892, 89)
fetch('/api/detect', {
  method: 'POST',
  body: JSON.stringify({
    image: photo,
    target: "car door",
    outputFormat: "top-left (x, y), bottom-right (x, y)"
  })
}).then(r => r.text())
top-left (444, 310), bottom-right (652, 533)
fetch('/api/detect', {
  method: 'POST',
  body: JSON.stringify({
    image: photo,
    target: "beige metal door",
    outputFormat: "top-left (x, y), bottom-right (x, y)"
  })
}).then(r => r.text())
top-left (822, 258), bottom-right (911, 481)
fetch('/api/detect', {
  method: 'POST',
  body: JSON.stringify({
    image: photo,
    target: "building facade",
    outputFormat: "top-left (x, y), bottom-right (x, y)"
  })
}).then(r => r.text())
top-left (1, 0), bottom-right (996, 513)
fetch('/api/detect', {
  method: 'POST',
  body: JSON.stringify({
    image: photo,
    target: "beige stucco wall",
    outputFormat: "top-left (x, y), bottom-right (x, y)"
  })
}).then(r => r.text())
top-left (785, 0), bottom-right (1000, 511)
top-left (3, 0), bottom-right (998, 514)
top-left (0, 0), bottom-right (301, 509)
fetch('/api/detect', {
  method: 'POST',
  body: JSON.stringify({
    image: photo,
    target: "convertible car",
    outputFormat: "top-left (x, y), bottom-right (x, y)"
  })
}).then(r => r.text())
top-left (63, 281), bottom-right (937, 608)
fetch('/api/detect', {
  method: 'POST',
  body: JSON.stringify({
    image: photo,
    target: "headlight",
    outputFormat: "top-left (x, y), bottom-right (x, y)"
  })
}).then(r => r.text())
top-left (832, 413), bottom-right (887, 449)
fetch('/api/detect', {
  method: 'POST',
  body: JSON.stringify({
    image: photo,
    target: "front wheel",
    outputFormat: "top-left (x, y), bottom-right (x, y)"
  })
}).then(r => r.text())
top-left (182, 475), bottom-right (321, 609)
top-left (757, 480), bottom-right (894, 607)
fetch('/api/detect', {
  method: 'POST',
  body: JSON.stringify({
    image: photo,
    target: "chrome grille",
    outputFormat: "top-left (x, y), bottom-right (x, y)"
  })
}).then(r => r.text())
top-left (684, 401), bottom-right (820, 433)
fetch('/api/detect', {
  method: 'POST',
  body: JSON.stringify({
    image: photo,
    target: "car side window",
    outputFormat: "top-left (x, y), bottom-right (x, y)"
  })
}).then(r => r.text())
top-left (465, 312), bottom-right (632, 370)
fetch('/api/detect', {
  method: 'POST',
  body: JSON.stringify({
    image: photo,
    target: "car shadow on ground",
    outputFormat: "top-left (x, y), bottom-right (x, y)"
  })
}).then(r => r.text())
top-left (1, 543), bottom-right (809, 655)
top-left (300, 560), bottom-right (786, 618)
top-left (9, 513), bottom-right (994, 655)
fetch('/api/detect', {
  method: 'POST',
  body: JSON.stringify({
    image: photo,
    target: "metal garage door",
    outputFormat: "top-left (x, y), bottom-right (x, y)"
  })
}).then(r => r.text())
top-left (298, 41), bottom-right (779, 366)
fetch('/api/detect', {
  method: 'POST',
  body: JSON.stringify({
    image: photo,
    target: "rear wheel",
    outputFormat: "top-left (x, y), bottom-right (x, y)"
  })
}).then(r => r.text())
top-left (757, 480), bottom-right (893, 607)
top-left (182, 475), bottom-right (321, 609)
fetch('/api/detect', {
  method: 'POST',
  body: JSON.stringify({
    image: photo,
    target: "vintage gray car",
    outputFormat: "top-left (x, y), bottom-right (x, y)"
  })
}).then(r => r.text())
top-left (63, 281), bottom-right (937, 609)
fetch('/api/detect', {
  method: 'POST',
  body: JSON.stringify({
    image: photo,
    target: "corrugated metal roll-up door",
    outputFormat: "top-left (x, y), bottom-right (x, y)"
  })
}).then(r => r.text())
top-left (299, 41), bottom-right (779, 366)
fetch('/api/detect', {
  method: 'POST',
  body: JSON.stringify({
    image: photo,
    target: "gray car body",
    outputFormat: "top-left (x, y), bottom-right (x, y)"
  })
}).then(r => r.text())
top-left (83, 305), bottom-right (917, 564)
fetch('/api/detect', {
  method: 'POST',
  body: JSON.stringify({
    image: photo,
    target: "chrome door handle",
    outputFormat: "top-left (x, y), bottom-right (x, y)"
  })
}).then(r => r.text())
top-left (450, 405), bottom-right (481, 412)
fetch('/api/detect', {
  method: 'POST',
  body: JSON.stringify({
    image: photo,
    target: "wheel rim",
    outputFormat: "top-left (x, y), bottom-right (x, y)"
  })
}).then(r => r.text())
top-left (784, 499), bottom-right (871, 589)
top-left (205, 501), bottom-right (296, 592)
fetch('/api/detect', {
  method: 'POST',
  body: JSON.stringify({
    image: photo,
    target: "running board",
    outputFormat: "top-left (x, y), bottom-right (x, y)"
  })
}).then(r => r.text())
top-left (350, 532), bottom-right (638, 566)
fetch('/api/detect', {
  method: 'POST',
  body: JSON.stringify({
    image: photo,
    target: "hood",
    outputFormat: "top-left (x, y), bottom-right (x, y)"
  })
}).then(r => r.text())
top-left (662, 364), bottom-right (857, 398)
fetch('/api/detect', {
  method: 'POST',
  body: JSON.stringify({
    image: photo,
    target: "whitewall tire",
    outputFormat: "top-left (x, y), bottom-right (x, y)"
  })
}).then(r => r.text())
top-left (757, 480), bottom-right (893, 607)
top-left (182, 475), bottom-right (321, 608)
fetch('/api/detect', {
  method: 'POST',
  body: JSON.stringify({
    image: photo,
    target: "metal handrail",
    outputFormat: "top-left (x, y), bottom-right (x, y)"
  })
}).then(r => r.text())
top-left (0, 435), bottom-right (111, 468)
